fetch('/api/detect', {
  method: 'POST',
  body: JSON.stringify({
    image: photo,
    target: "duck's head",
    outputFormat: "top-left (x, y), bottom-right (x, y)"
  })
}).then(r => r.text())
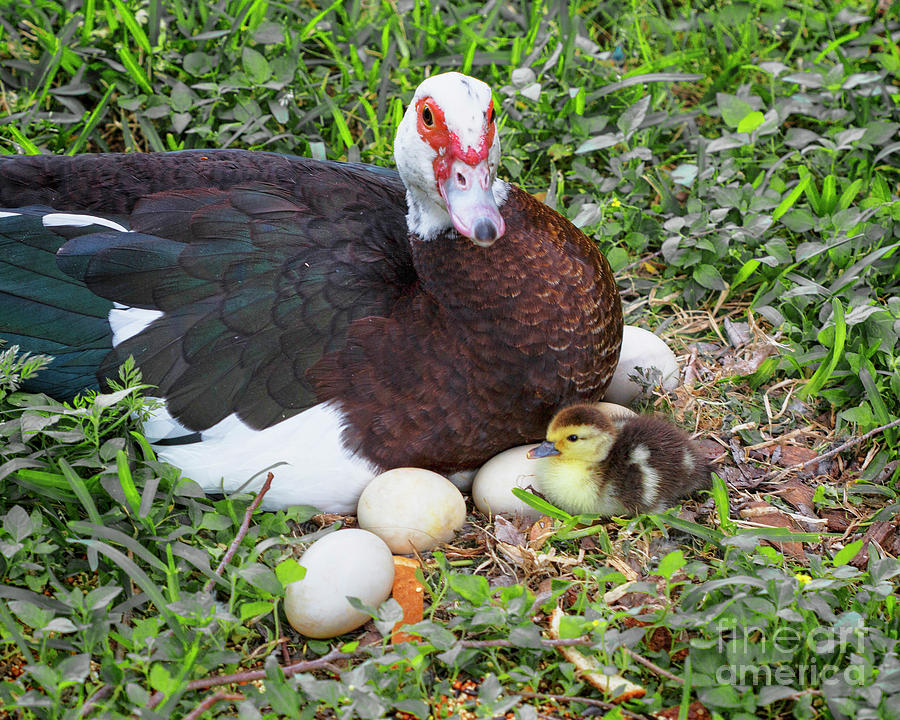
top-left (527, 404), bottom-right (617, 466)
top-left (394, 72), bottom-right (506, 247)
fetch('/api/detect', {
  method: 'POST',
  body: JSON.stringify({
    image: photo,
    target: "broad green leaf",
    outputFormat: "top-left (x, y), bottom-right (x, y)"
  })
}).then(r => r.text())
top-left (837, 178), bottom-right (864, 211)
top-left (116, 450), bottom-right (141, 517)
top-left (275, 558), bottom-right (306, 587)
top-left (511, 488), bottom-right (572, 521)
top-left (800, 297), bottom-right (846, 399)
top-left (169, 82), bottom-right (192, 113)
top-left (3, 506), bottom-right (32, 543)
top-left (85, 586), bottom-right (121, 612)
top-left (833, 539), bottom-right (864, 566)
top-left (617, 95), bottom-right (650, 138)
top-left (448, 573), bottom-right (490, 606)
top-left (149, 664), bottom-right (175, 694)
top-left (730, 258), bottom-right (760, 290)
top-left (242, 47), bottom-right (271, 84)
top-left (183, 51), bottom-right (211, 76)
top-left (717, 93), bottom-right (753, 128)
top-left (59, 460), bottom-right (101, 525)
top-left (736, 110), bottom-right (764, 133)
top-left (240, 600), bottom-right (274, 621)
top-left (58, 654), bottom-right (90, 685)
top-left (8, 601), bottom-right (54, 629)
top-left (821, 175), bottom-right (838, 214)
top-left (237, 564), bottom-right (282, 596)
top-left (656, 549), bottom-right (685, 580)
top-left (693, 264), bottom-right (727, 290)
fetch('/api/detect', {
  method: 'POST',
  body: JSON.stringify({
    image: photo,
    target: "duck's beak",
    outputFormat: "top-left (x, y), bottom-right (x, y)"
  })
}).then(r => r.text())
top-left (438, 158), bottom-right (505, 247)
top-left (527, 441), bottom-right (560, 459)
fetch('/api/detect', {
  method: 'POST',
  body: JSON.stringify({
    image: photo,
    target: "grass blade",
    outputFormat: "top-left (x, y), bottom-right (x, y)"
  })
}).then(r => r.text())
top-left (800, 297), bottom-right (846, 399)
top-left (59, 458), bottom-right (102, 525)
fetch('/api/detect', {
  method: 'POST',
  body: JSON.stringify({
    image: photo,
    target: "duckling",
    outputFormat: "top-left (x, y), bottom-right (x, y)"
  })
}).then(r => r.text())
top-left (526, 404), bottom-right (710, 516)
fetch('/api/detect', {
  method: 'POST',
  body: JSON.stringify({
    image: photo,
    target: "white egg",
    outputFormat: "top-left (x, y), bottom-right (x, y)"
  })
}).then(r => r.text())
top-left (357, 468), bottom-right (467, 553)
top-left (472, 445), bottom-right (545, 520)
top-left (604, 325), bottom-right (680, 405)
top-left (593, 401), bottom-right (638, 421)
top-left (284, 529), bottom-right (394, 639)
top-left (447, 469), bottom-right (476, 492)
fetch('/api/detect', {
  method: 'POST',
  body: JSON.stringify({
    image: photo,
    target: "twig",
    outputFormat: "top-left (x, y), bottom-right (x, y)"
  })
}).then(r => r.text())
top-left (765, 418), bottom-right (900, 483)
top-left (145, 634), bottom-right (681, 707)
top-left (782, 688), bottom-right (824, 702)
top-left (156, 648), bottom-right (350, 701)
top-left (147, 635), bottom-right (632, 703)
top-left (460, 636), bottom-right (599, 649)
top-left (280, 637), bottom-right (292, 665)
top-left (621, 647), bottom-right (684, 684)
top-left (619, 249), bottom-right (663, 275)
top-left (204, 472), bottom-right (274, 593)
top-left (182, 691), bottom-right (244, 720)
top-left (517, 691), bottom-right (651, 719)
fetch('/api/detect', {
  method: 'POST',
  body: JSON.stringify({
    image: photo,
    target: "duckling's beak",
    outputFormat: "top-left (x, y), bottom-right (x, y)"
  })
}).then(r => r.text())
top-left (527, 441), bottom-right (561, 459)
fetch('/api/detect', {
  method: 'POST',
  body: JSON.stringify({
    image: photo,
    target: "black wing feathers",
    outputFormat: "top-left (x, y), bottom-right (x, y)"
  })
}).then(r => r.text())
top-left (0, 213), bottom-right (114, 396)
top-left (62, 172), bottom-right (410, 431)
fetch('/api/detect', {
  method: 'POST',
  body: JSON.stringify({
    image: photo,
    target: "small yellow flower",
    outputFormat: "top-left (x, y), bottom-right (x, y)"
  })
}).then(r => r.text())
top-left (610, 197), bottom-right (621, 208)
top-left (795, 573), bottom-right (812, 586)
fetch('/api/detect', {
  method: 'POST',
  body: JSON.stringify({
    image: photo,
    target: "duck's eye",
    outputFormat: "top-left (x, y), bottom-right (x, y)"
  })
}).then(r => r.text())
top-left (422, 105), bottom-right (434, 127)
top-left (567, 434), bottom-right (579, 442)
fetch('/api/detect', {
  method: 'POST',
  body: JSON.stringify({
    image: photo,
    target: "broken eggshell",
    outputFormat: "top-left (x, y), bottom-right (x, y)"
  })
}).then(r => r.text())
top-left (604, 325), bottom-right (679, 405)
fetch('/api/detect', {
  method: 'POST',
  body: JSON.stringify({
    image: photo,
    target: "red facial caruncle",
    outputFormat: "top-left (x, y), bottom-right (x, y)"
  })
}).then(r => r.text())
top-left (415, 96), bottom-right (505, 247)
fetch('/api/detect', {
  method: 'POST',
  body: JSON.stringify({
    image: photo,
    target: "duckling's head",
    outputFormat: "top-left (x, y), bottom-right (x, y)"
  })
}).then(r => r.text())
top-left (527, 404), bottom-right (616, 466)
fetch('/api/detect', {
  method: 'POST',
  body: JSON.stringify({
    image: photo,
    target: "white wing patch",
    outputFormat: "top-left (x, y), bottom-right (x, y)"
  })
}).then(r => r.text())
top-left (42, 213), bottom-right (128, 233)
top-left (0, 211), bottom-right (21, 218)
top-left (151, 401), bottom-right (379, 512)
top-left (109, 303), bottom-right (164, 346)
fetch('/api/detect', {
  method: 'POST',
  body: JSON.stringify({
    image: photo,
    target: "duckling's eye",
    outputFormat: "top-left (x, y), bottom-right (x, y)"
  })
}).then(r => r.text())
top-left (422, 105), bottom-right (434, 127)
top-left (567, 434), bottom-right (579, 442)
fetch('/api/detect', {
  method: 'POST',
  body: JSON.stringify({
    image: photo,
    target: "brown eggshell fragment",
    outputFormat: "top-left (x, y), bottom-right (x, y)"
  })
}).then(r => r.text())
top-left (391, 556), bottom-right (424, 643)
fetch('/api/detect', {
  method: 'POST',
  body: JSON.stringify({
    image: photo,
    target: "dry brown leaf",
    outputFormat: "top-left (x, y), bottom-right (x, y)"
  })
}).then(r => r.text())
top-left (776, 445), bottom-right (820, 472)
top-left (820, 508), bottom-right (854, 532)
top-left (527, 516), bottom-right (557, 549)
top-left (850, 521), bottom-right (897, 569)
top-left (494, 515), bottom-right (525, 546)
top-left (655, 700), bottom-right (712, 720)
top-left (739, 501), bottom-right (807, 561)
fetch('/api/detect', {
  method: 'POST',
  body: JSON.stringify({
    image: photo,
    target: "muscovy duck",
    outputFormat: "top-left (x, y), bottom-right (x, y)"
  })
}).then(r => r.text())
top-left (528, 404), bottom-right (711, 515)
top-left (0, 72), bottom-right (622, 511)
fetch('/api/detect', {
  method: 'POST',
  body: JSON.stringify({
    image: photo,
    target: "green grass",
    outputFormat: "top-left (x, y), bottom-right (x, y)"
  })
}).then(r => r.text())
top-left (1, 1), bottom-right (899, 718)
